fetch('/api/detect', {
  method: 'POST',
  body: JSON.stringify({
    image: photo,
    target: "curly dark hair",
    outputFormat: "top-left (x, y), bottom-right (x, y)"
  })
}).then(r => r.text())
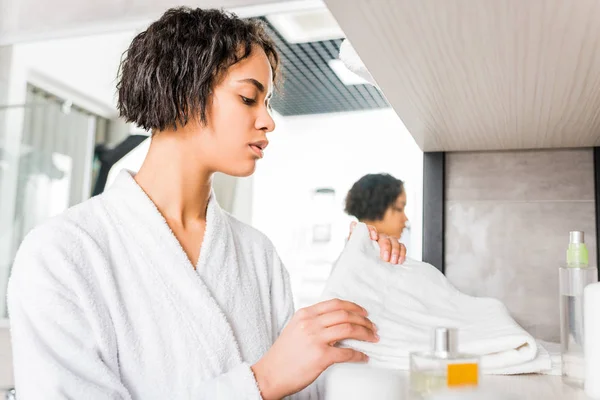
top-left (344, 173), bottom-right (404, 221)
top-left (116, 7), bottom-right (279, 132)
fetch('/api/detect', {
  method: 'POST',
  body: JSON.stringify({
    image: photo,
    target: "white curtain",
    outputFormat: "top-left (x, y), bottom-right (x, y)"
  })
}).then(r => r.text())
top-left (0, 85), bottom-right (97, 317)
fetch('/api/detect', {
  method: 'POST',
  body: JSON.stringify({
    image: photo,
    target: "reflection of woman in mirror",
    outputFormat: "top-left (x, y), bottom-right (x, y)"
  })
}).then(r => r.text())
top-left (345, 173), bottom-right (408, 246)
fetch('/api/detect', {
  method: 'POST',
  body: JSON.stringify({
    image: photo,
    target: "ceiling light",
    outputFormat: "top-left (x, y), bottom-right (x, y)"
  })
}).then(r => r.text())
top-left (266, 8), bottom-right (344, 44)
top-left (338, 39), bottom-right (377, 86)
top-left (328, 59), bottom-right (370, 85)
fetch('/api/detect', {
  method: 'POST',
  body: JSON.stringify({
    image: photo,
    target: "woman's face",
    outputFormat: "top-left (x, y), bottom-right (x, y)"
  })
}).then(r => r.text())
top-left (193, 46), bottom-right (276, 177)
top-left (379, 191), bottom-right (409, 239)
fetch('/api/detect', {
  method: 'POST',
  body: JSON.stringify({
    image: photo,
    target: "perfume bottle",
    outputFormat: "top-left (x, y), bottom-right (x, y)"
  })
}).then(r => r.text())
top-left (409, 327), bottom-right (480, 398)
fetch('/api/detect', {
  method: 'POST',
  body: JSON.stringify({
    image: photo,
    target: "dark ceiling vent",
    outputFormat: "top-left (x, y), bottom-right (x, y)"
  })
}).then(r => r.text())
top-left (260, 18), bottom-right (389, 116)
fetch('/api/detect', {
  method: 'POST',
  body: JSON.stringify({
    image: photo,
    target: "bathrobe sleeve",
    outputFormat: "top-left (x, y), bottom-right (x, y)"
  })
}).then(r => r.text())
top-left (269, 250), bottom-right (295, 338)
top-left (7, 227), bottom-right (134, 400)
top-left (268, 248), bottom-right (324, 400)
top-left (8, 227), bottom-right (265, 400)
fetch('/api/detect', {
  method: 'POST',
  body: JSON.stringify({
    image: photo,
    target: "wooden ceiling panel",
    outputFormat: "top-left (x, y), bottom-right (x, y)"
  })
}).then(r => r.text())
top-left (325, 0), bottom-right (600, 151)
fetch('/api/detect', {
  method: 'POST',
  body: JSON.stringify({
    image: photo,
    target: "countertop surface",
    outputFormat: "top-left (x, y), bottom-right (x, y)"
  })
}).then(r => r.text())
top-left (322, 363), bottom-right (595, 400)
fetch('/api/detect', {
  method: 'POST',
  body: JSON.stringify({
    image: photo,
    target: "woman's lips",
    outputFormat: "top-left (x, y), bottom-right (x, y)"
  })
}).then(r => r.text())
top-left (248, 140), bottom-right (268, 159)
top-left (249, 144), bottom-right (264, 158)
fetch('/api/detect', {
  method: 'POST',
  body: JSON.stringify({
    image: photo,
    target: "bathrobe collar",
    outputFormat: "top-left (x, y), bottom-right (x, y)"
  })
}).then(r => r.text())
top-left (103, 170), bottom-right (243, 372)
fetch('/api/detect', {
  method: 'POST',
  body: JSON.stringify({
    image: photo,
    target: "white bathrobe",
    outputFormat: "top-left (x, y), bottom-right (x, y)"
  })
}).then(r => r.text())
top-left (8, 170), bottom-right (318, 399)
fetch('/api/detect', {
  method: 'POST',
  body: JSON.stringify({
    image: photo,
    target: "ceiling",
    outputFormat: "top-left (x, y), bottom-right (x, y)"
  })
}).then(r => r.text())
top-left (0, 0), bottom-right (303, 45)
top-left (262, 18), bottom-right (389, 116)
top-left (325, 0), bottom-right (600, 151)
top-left (10, 5), bottom-right (387, 119)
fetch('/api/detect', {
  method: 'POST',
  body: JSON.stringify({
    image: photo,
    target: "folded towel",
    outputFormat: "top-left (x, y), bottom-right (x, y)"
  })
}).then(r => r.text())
top-left (321, 223), bottom-right (552, 374)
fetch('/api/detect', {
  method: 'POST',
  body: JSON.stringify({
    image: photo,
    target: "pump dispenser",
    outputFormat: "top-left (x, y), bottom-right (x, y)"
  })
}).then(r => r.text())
top-left (560, 231), bottom-right (597, 387)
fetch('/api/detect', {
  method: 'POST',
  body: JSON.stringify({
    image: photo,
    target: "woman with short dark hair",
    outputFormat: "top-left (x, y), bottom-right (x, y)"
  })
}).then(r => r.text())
top-left (345, 173), bottom-right (409, 242)
top-left (8, 7), bottom-right (405, 400)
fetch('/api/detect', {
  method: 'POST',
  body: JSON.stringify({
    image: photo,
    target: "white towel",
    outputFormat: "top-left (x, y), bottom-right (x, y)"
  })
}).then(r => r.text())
top-left (321, 223), bottom-right (552, 375)
top-left (8, 170), bottom-right (319, 399)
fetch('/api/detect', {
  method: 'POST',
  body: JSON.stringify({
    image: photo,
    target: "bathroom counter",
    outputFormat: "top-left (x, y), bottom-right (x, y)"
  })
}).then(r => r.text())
top-left (322, 363), bottom-right (593, 400)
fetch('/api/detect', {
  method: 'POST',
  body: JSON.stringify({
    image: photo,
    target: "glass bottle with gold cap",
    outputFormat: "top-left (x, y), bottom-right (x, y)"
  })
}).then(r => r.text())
top-left (409, 327), bottom-right (480, 398)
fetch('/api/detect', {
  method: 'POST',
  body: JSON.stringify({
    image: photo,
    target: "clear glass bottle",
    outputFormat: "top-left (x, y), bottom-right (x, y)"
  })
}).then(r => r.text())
top-left (409, 327), bottom-right (480, 398)
top-left (560, 231), bottom-right (598, 388)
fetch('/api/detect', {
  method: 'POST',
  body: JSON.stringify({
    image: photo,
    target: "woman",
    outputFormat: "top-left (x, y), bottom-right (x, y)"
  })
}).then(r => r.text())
top-left (7, 7), bottom-right (406, 400)
top-left (345, 173), bottom-right (409, 240)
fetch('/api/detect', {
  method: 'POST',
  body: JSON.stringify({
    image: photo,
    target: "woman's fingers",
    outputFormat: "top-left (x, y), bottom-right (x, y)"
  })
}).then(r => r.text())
top-left (368, 225), bottom-right (378, 240)
top-left (317, 309), bottom-right (376, 332)
top-left (307, 298), bottom-right (367, 317)
top-left (378, 234), bottom-right (392, 262)
top-left (388, 236), bottom-right (401, 264)
top-left (376, 234), bottom-right (406, 264)
top-left (322, 323), bottom-right (379, 345)
top-left (330, 347), bottom-right (369, 364)
top-left (399, 242), bottom-right (407, 264)
top-left (304, 300), bottom-right (378, 345)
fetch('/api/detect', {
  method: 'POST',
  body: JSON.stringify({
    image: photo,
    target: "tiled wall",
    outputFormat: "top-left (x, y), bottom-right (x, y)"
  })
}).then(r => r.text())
top-left (445, 148), bottom-right (597, 342)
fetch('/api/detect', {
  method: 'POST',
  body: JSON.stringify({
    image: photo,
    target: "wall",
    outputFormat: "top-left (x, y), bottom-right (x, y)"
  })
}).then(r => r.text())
top-left (445, 148), bottom-right (597, 342)
top-left (12, 31), bottom-right (136, 117)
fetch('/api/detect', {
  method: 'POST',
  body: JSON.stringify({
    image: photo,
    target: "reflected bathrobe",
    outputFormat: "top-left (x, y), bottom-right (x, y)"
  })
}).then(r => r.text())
top-left (8, 170), bottom-right (318, 399)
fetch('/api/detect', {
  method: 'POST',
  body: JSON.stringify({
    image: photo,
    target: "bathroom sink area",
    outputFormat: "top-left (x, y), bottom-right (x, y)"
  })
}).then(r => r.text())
top-left (322, 363), bottom-right (592, 400)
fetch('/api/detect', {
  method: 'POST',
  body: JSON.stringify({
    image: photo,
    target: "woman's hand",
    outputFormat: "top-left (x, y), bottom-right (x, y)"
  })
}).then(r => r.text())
top-left (251, 299), bottom-right (378, 400)
top-left (349, 222), bottom-right (406, 264)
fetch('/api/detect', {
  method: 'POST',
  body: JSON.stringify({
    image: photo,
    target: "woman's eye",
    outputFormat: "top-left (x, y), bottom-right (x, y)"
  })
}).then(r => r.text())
top-left (241, 96), bottom-right (256, 105)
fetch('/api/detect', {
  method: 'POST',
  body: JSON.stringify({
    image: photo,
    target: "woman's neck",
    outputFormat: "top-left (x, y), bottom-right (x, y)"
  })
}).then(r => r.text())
top-left (135, 133), bottom-right (213, 227)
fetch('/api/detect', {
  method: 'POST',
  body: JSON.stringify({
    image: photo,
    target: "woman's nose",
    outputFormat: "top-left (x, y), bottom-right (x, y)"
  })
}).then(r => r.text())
top-left (256, 106), bottom-right (276, 132)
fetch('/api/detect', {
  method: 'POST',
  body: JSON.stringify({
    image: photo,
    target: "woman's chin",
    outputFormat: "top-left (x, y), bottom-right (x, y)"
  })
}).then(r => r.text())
top-left (219, 162), bottom-right (257, 178)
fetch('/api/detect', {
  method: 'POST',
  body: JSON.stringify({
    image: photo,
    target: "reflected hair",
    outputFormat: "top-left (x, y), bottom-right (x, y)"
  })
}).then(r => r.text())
top-left (345, 173), bottom-right (404, 221)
